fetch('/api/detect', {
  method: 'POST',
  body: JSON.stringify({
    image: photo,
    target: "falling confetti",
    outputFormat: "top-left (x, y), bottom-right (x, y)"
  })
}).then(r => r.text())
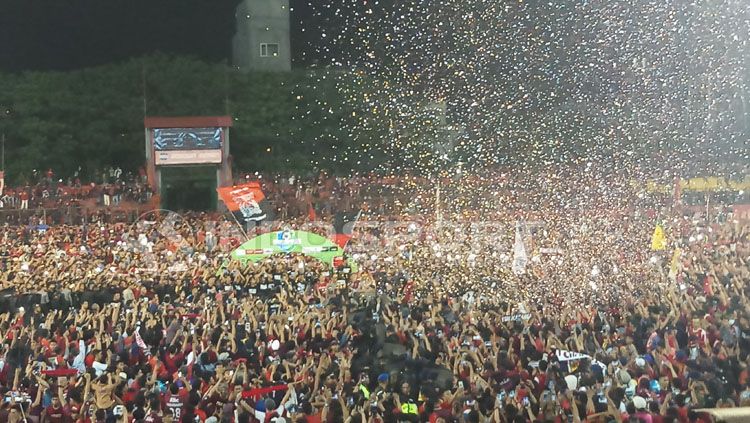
top-left (288, 0), bottom-right (750, 306)
top-left (294, 0), bottom-right (749, 174)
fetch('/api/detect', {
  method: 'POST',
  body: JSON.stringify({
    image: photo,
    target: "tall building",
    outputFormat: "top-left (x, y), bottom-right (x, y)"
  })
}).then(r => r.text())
top-left (232, 0), bottom-right (291, 72)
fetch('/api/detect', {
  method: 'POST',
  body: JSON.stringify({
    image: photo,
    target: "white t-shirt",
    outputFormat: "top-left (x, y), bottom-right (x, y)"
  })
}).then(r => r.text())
top-left (92, 361), bottom-right (108, 377)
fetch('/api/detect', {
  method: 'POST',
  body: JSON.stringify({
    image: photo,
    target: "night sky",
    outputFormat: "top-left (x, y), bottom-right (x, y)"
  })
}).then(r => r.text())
top-left (0, 0), bottom-right (320, 72)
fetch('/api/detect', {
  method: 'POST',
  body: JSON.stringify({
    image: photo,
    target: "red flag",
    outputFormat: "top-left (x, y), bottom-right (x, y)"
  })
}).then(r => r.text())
top-left (217, 182), bottom-right (265, 212)
top-left (307, 201), bottom-right (317, 221)
top-left (331, 210), bottom-right (361, 248)
top-left (332, 234), bottom-right (353, 249)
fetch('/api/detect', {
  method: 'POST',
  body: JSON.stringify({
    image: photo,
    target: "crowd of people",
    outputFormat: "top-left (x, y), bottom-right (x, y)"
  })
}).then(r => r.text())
top-left (0, 165), bottom-right (748, 423)
top-left (0, 167), bottom-right (153, 212)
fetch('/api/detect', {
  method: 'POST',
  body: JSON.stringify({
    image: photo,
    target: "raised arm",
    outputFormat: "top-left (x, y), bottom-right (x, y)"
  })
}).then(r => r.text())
top-left (57, 382), bottom-right (67, 406)
top-left (11, 367), bottom-right (21, 391)
top-left (569, 391), bottom-right (582, 423)
top-left (73, 339), bottom-right (87, 372)
top-left (32, 379), bottom-right (44, 408)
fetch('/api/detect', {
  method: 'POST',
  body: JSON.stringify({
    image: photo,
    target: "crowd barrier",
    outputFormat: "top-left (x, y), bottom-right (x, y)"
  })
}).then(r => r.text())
top-left (0, 204), bottom-right (158, 226)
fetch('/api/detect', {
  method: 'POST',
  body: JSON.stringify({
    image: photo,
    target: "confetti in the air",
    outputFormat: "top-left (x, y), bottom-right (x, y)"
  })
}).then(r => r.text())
top-left (294, 0), bottom-right (749, 174)
top-left (286, 0), bottom-right (750, 306)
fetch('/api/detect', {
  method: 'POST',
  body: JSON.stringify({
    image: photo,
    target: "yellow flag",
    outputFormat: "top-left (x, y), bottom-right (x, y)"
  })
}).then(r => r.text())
top-left (651, 224), bottom-right (667, 251)
top-left (668, 248), bottom-right (681, 281)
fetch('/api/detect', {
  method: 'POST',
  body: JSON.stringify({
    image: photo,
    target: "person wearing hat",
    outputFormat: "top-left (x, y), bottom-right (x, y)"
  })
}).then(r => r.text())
top-left (616, 368), bottom-right (632, 386)
top-left (372, 373), bottom-right (390, 402)
top-left (631, 396), bottom-right (653, 423)
top-left (112, 404), bottom-right (129, 421)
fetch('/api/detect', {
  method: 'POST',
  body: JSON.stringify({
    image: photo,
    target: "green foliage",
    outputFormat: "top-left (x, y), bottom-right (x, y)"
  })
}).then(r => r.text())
top-left (0, 55), bottom-right (380, 185)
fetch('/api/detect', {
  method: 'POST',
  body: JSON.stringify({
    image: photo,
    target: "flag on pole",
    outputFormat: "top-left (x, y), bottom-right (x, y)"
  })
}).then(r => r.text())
top-left (512, 222), bottom-right (528, 275)
top-left (651, 224), bottom-right (667, 251)
top-left (668, 248), bottom-right (682, 281)
top-left (332, 210), bottom-right (361, 248)
top-left (0, 171), bottom-right (4, 196)
top-left (217, 182), bottom-right (269, 222)
top-left (134, 328), bottom-right (151, 357)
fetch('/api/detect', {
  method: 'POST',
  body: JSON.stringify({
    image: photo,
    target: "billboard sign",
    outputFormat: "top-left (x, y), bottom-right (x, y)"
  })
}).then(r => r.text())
top-left (229, 230), bottom-right (357, 271)
top-left (155, 150), bottom-right (222, 165)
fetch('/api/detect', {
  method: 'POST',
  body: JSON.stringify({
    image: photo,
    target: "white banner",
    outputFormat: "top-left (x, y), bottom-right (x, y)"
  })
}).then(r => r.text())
top-left (554, 350), bottom-right (607, 375)
top-left (156, 149), bottom-right (222, 165)
top-left (501, 313), bottom-right (532, 323)
top-left (555, 349), bottom-right (590, 362)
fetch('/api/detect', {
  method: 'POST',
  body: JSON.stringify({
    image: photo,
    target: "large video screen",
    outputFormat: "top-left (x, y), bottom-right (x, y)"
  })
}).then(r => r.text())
top-left (153, 127), bottom-right (223, 151)
top-left (153, 127), bottom-right (224, 165)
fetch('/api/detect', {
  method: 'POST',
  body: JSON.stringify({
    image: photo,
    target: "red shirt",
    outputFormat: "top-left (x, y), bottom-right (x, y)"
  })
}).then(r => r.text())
top-left (534, 373), bottom-right (547, 396)
top-left (122, 388), bottom-right (138, 406)
top-left (163, 391), bottom-right (188, 421)
top-left (163, 352), bottom-right (184, 375)
top-left (45, 405), bottom-right (67, 423)
top-left (144, 412), bottom-right (163, 423)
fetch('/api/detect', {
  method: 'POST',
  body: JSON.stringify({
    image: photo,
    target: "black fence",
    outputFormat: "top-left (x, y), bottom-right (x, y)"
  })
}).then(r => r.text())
top-left (0, 206), bottom-right (152, 226)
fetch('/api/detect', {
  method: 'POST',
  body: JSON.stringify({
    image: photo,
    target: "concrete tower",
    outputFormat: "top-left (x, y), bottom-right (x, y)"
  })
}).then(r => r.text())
top-left (232, 0), bottom-right (291, 72)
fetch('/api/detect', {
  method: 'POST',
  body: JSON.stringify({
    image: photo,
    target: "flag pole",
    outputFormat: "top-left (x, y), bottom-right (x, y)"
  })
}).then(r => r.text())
top-left (435, 177), bottom-right (441, 224)
top-left (228, 210), bottom-right (251, 242)
top-left (705, 191), bottom-right (710, 222)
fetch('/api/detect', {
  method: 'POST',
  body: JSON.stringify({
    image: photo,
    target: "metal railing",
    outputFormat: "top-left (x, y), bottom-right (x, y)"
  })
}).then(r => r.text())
top-left (0, 205), bottom-right (154, 226)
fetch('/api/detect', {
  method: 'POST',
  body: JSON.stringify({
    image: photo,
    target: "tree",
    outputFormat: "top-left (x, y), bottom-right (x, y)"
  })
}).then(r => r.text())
top-left (0, 55), bottom-right (378, 184)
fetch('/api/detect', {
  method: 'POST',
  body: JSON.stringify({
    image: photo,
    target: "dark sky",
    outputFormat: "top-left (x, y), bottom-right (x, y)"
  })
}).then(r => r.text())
top-left (0, 0), bottom-right (319, 72)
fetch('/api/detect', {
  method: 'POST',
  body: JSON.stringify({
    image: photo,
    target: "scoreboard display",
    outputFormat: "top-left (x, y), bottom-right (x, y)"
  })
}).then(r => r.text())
top-left (153, 127), bottom-right (223, 165)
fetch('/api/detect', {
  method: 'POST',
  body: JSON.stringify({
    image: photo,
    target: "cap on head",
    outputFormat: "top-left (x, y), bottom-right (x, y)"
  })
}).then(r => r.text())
top-left (113, 405), bottom-right (125, 416)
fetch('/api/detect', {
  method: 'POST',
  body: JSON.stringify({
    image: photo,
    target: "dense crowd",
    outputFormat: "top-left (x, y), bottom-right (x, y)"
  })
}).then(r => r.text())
top-left (0, 168), bottom-right (748, 423)
top-left (1, 168), bottom-right (152, 211)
